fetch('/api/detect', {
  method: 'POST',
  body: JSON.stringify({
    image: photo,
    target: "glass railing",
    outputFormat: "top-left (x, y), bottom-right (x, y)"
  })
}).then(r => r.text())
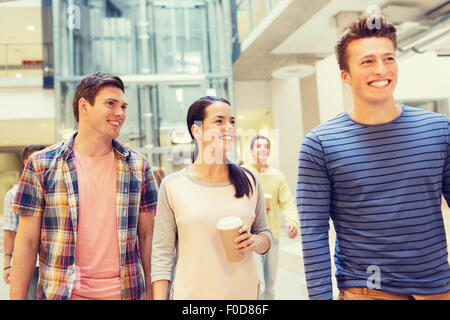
top-left (231, 0), bottom-right (284, 61)
top-left (235, 0), bottom-right (283, 42)
top-left (0, 43), bottom-right (52, 78)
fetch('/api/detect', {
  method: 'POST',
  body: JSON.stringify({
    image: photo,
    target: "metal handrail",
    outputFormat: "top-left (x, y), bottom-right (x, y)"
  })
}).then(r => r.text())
top-left (0, 42), bottom-right (52, 77)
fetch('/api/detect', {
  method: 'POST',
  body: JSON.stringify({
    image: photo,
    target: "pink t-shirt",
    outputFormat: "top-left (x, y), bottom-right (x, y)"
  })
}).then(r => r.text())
top-left (71, 149), bottom-right (122, 300)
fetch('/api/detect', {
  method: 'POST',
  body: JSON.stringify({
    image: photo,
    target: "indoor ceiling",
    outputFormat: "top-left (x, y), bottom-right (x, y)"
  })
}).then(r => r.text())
top-left (0, 0), bottom-right (40, 6)
top-left (233, 0), bottom-right (450, 81)
top-left (0, 0), bottom-right (448, 81)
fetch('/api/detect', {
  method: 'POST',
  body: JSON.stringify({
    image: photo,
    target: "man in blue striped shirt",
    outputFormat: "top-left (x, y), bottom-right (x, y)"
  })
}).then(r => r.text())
top-left (297, 14), bottom-right (450, 300)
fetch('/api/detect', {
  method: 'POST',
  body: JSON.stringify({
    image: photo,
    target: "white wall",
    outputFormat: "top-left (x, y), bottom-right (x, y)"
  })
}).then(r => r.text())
top-left (233, 81), bottom-right (272, 110)
top-left (315, 54), bottom-right (346, 123)
top-left (0, 87), bottom-right (55, 119)
top-left (395, 53), bottom-right (450, 104)
top-left (270, 78), bottom-right (303, 196)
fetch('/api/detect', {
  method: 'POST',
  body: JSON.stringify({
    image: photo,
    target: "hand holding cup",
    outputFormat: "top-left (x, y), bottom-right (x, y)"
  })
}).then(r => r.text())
top-left (217, 216), bottom-right (245, 262)
top-left (234, 224), bottom-right (256, 253)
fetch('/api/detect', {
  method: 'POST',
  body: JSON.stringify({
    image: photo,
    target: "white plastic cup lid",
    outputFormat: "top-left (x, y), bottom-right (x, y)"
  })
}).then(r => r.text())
top-left (264, 193), bottom-right (272, 199)
top-left (217, 216), bottom-right (243, 230)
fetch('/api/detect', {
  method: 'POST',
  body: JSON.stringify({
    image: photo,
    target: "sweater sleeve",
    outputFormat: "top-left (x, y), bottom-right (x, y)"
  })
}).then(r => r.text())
top-left (277, 172), bottom-right (300, 228)
top-left (251, 178), bottom-right (273, 253)
top-left (296, 132), bottom-right (333, 300)
top-left (151, 178), bottom-right (177, 282)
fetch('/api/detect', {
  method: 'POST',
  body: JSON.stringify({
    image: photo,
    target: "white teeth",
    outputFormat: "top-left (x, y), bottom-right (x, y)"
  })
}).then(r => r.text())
top-left (369, 80), bottom-right (389, 87)
top-left (109, 120), bottom-right (120, 126)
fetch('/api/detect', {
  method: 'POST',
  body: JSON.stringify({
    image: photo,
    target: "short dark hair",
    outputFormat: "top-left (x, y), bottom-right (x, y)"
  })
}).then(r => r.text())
top-left (250, 135), bottom-right (270, 150)
top-left (335, 14), bottom-right (397, 71)
top-left (22, 144), bottom-right (46, 162)
top-left (72, 72), bottom-right (125, 122)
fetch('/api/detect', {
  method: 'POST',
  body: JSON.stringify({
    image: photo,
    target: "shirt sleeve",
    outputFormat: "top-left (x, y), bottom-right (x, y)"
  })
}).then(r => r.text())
top-left (297, 132), bottom-right (333, 300)
top-left (140, 159), bottom-right (158, 213)
top-left (277, 172), bottom-right (300, 228)
top-left (11, 159), bottom-right (45, 218)
top-left (151, 179), bottom-right (177, 282)
top-left (251, 177), bottom-right (273, 254)
top-left (3, 187), bottom-right (19, 232)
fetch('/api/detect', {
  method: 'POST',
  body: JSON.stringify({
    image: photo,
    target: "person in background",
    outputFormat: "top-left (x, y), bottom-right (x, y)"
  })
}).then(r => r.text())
top-left (242, 135), bottom-right (299, 300)
top-left (9, 72), bottom-right (158, 300)
top-left (3, 144), bottom-right (46, 300)
top-left (149, 166), bottom-right (173, 297)
top-left (297, 14), bottom-right (450, 300)
top-left (151, 96), bottom-right (272, 300)
top-left (152, 167), bottom-right (166, 189)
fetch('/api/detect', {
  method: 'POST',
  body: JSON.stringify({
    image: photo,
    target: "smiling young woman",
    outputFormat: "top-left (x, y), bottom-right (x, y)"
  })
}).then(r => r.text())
top-left (151, 96), bottom-right (272, 300)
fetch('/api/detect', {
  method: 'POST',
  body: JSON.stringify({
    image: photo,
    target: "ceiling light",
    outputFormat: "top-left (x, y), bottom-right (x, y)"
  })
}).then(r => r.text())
top-left (272, 64), bottom-right (315, 79)
top-left (26, 25), bottom-right (35, 31)
top-left (171, 130), bottom-right (192, 144)
top-left (206, 88), bottom-right (217, 96)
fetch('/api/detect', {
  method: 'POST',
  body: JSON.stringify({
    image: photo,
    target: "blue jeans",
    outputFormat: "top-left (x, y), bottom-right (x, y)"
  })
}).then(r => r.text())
top-left (26, 267), bottom-right (39, 300)
top-left (254, 239), bottom-right (279, 300)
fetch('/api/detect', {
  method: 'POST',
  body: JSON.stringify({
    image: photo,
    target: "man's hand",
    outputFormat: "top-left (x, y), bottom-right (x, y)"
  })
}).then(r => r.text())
top-left (3, 268), bottom-right (11, 284)
top-left (286, 223), bottom-right (298, 239)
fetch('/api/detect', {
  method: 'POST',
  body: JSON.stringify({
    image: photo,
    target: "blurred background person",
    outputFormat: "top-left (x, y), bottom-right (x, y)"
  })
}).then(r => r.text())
top-left (3, 144), bottom-right (45, 300)
top-left (242, 135), bottom-right (299, 300)
top-left (152, 167), bottom-right (166, 189)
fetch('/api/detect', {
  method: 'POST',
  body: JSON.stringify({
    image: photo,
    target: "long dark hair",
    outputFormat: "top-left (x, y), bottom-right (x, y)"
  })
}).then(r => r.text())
top-left (186, 96), bottom-right (256, 198)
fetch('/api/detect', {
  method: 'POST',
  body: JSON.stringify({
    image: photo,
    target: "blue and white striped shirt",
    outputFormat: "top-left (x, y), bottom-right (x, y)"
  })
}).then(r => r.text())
top-left (297, 105), bottom-right (450, 299)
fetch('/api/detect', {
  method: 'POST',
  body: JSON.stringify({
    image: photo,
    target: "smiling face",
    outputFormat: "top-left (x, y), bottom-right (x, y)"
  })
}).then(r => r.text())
top-left (251, 138), bottom-right (270, 164)
top-left (79, 85), bottom-right (128, 140)
top-left (191, 101), bottom-right (236, 163)
top-left (341, 37), bottom-right (398, 106)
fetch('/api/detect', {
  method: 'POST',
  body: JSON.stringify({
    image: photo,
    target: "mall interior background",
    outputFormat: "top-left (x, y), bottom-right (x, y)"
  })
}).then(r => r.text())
top-left (0, 0), bottom-right (449, 299)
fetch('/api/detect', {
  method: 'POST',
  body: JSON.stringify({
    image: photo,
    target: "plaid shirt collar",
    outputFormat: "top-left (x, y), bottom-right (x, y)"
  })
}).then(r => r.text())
top-left (61, 132), bottom-right (130, 160)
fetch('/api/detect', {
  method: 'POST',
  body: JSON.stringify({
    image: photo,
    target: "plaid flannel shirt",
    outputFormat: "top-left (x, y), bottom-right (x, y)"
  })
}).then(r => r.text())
top-left (11, 133), bottom-right (158, 300)
top-left (3, 184), bottom-right (19, 232)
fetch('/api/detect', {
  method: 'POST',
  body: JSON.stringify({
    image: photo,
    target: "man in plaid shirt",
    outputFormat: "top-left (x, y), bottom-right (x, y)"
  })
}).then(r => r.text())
top-left (9, 72), bottom-right (158, 300)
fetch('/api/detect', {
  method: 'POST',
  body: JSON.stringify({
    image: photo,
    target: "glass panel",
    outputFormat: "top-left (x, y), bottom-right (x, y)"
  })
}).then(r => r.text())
top-left (236, 0), bottom-right (251, 42)
top-left (0, 45), bottom-right (6, 77)
top-left (54, 0), bottom-right (232, 174)
top-left (58, 82), bottom-right (78, 139)
top-left (0, 44), bottom-right (43, 78)
top-left (152, 2), bottom-right (207, 74)
top-left (251, 0), bottom-right (269, 28)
